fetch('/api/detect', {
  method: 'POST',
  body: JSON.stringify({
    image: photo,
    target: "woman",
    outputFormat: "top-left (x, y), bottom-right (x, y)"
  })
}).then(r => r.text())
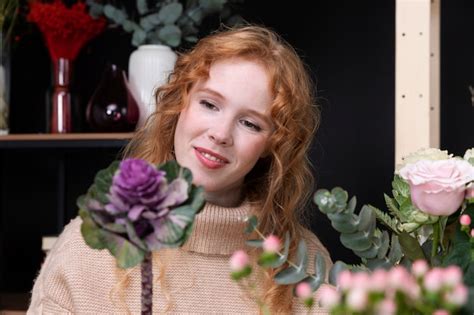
top-left (29, 25), bottom-right (332, 314)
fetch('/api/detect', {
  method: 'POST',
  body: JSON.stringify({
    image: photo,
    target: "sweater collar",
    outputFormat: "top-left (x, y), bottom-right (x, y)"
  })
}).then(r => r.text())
top-left (182, 201), bottom-right (252, 255)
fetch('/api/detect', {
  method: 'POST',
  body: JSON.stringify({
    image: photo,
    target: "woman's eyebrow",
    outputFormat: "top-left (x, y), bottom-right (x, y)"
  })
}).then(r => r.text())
top-left (196, 87), bottom-right (225, 100)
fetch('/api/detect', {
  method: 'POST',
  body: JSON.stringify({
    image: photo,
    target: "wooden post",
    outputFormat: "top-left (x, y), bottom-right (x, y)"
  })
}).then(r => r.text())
top-left (395, 0), bottom-right (440, 164)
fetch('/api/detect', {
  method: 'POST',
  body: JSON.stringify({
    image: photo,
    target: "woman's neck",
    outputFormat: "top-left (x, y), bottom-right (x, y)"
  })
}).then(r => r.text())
top-left (204, 187), bottom-right (243, 207)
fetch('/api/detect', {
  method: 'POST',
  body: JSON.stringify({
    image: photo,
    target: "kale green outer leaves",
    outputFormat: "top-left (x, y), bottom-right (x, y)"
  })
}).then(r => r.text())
top-left (77, 159), bottom-right (204, 269)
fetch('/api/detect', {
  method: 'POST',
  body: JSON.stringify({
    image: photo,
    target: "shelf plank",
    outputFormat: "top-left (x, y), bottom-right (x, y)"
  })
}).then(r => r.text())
top-left (0, 133), bottom-right (134, 149)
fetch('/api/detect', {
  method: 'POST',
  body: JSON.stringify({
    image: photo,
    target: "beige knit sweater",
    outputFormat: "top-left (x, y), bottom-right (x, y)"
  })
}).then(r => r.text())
top-left (28, 201), bottom-right (332, 314)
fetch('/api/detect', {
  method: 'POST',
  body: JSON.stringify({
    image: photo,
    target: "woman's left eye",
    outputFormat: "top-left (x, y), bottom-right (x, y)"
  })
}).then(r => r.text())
top-left (241, 120), bottom-right (262, 132)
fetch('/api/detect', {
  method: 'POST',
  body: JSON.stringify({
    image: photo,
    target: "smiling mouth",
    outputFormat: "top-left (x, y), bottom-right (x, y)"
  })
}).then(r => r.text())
top-left (194, 147), bottom-right (229, 164)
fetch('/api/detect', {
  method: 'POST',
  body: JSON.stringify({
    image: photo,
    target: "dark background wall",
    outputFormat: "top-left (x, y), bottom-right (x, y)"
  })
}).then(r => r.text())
top-left (1, 0), bottom-right (473, 294)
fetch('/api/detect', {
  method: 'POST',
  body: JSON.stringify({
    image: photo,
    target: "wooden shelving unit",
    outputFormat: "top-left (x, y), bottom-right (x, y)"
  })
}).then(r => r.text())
top-left (0, 133), bottom-right (134, 149)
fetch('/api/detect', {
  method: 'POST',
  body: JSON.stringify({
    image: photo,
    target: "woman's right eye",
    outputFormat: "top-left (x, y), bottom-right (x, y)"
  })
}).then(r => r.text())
top-left (199, 100), bottom-right (218, 111)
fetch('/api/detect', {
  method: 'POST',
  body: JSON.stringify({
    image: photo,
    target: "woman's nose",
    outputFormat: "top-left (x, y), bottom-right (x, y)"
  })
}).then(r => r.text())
top-left (208, 124), bottom-right (233, 146)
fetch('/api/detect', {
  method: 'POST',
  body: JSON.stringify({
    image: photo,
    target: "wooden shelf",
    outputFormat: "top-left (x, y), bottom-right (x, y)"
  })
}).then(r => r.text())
top-left (0, 133), bottom-right (134, 149)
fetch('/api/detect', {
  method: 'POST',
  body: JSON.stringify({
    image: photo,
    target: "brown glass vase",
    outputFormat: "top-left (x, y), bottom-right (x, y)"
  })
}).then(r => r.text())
top-left (50, 58), bottom-right (72, 133)
top-left (86, 63), bottom-right (138, 132)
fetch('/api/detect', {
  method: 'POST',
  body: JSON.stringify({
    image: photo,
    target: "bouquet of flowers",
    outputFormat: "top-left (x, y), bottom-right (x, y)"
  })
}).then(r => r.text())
top-left (78, 158), bottom-right (204, 314)
top-left (313, 147), bottom-right (474, 314)
top-left (27, 0), bottom-right (106, 61)
top-left (229, 148), bottom-right (474, 314)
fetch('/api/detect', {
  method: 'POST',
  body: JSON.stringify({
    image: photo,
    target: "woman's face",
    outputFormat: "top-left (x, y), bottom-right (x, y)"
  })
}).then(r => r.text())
top-left (174, 58), bottom-right (273, 206)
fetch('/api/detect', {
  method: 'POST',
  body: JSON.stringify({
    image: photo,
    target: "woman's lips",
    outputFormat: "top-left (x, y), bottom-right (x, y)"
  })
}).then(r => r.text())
top-left (194, 147), bottom-right (229, 169)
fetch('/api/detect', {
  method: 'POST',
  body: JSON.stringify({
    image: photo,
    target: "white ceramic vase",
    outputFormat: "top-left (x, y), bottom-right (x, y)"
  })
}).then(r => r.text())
top-left (128, 45), bottom-right (177, 127)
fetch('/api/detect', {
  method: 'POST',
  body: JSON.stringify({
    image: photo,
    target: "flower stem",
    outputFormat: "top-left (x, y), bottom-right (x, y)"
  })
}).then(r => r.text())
top-left (141, 252), bottom-right (153, 315)
top-left (431, 222), bottom-right (440, 259)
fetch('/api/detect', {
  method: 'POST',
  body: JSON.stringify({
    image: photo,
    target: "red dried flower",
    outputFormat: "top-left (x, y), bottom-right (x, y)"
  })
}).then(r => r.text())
top-left (27, 0), bottom-right (106, 61)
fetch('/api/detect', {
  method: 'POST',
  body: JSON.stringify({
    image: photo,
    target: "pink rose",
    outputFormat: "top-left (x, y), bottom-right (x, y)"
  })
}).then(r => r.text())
top-left (399, 159), bottom-right (474, 216)
top-left (263, 235), bottom-right (281, 253)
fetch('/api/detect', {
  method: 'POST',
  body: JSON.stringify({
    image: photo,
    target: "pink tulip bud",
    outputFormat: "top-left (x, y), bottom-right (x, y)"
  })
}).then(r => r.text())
top-left (263, 235), bottom-right (281, 253)
top-left (370, 269), bottom-right (388, 292)
top-left (337, 270), bottom-right (353, 291)
top-left (442, 265), bottom-right (463, 288)
top-left (346, 288), bottom-right (368, 311)
top-left (424, 268), bottom-right (444, 292)
top-left (388, 266), bottom-right (410, 290)
top-left (229, 250), bottom-right (249, 272)
top-left (412, 260), bottom-right (429, 277)
top-left (296, 282), bottom-right (312, 299)
top-left (460, 214), bottom-right (471, 226)
top-left (375, 298), bottom-right (396, 315)
top-left (317, 285), bottom-right (340, 309)
top-left (433, 310), bottom-right (450, 315)
top-left (445, 284), bottom-right (468, 306)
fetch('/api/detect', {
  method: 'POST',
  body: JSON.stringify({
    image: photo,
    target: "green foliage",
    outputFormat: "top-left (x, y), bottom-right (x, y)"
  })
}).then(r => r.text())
top-left (274, 240), bottom-right (308, 284)
top-left (87, 0), bottom-right (243, 47)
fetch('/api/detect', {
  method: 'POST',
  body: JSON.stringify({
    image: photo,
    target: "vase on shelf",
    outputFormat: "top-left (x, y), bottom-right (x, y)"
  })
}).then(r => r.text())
top-left (128, 45), bottom-right (177, 127)
top-left (86, 63), bottom-right (138, 132)
top-left (50, 58), bottom-right (73, 134)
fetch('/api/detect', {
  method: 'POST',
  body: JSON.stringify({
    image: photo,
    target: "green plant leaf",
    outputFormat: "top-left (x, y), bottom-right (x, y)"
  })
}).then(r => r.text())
top-left (327, 212), bottom-right (358, 233)
top-left (340, 230), bottom-right (372, 252)
top-left (346, 196), bottom-right (357, 214)
top-left (189, 185), bottom-right (205, 213)
top-left (384, 193), bottom-right (403, 218)
top-left (159, 2), bottom-right (183, 24)
top-left (377, 230), bottom-right (390, 259)
top-left (387, 234), bottom-right (403, 264)
top-left (102, 231), bottom-right (145, 269)
top-left (371, 204), bottom-right (399, 233)
top-left (79, 209), bottom-right (106, 250)
top-left (158, 24), bottom-right (182, 47)
top-left (103, 4), bottom-right (127, 24)
top-left (328, 260), bottom-right (348, 286)
top-left (331, 187), bottom-right (348, 211)
top-left (132, 28), bottom-right (147, 46)
top-left (244, 215), bottom-right (258, 234)
top-left (393, 175), bottom-right (410, 198)
top-left (246, 239), bottom-right (263, 247)
top-left (136, 0), bottom-right (148, 15)
top-left (199, 0), bottom-right (227, 13)
top-left (356, 205), bottom-right (375, 232)
top-left (123, 20), bottom-right (140, 32)
top-left (398, 231), bottom-right (426, 261)
top-left (313, 189), bottom-right (333, 214)
top-left (184, 35), bottom-right (198, 43)
top-left (274, 240), bottom-right (308, 284)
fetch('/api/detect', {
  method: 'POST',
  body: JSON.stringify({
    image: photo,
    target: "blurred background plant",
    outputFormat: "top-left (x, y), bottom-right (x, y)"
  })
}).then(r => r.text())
top-left (0, 0), bottom-right (18, 134)
top-left (86, 0), bottom-right (244, 48)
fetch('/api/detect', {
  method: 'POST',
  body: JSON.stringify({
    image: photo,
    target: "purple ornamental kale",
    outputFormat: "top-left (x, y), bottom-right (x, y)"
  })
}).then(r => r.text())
top-left (102, 158), bottom-right (189, 243)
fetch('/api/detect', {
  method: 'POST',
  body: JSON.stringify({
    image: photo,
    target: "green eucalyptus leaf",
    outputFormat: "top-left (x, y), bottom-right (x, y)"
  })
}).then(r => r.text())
top-left (354, 243), bottom-right (379, 259)
top-left (244, 215), bottom-right (258, 234)
top-left (366, 258), bottom-right (392, 270)
top-left (88, 3), bottom-right (104, 18)
top-left (199, 0), bottom-right (226, 12)
top-left (186, 6), bottom-right (203, 23)
top-left (102, 231), bottom-right (145, 269)
top-left (313, 189), bottom-right (333, 214)
top-left (377, 230), bottom-right (390, 259)
top-left (274, 240), bottom-right (308, 284)
top-left (246, 239), bottom-right (263, 247)
top-left (340, 230), bottom-right (372, 252)
top-left (103, 5), bottom-right (127, 24)
top-left (328, 260), bottom-right (348, 286)
top-left (184, 35), bottom-right (198, 43)
top-left (123, 20), bottom-right (140, 32)
top-left (136, 0), bottom-right (148, 15)
top-left (398, 231), bottom-right (426, 261)
top-left (158, 2), bottom-right (183, 24)
top-left (140, 16), bottom-right (155, 31)
top-left (266, 232), bottom-right (290, 268)
top-left (346, 196), bottom-right (357, 214)
top-left (331, 187), bottom-right (348, 210)
top-left (356, 205), bottom-right (375, 232)
top-left (327, 212), bottom-right (358, 233)
top-left (132, 28), bottom-right (147, 46)
top-left (387, 234), bottom-right (403, 264)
